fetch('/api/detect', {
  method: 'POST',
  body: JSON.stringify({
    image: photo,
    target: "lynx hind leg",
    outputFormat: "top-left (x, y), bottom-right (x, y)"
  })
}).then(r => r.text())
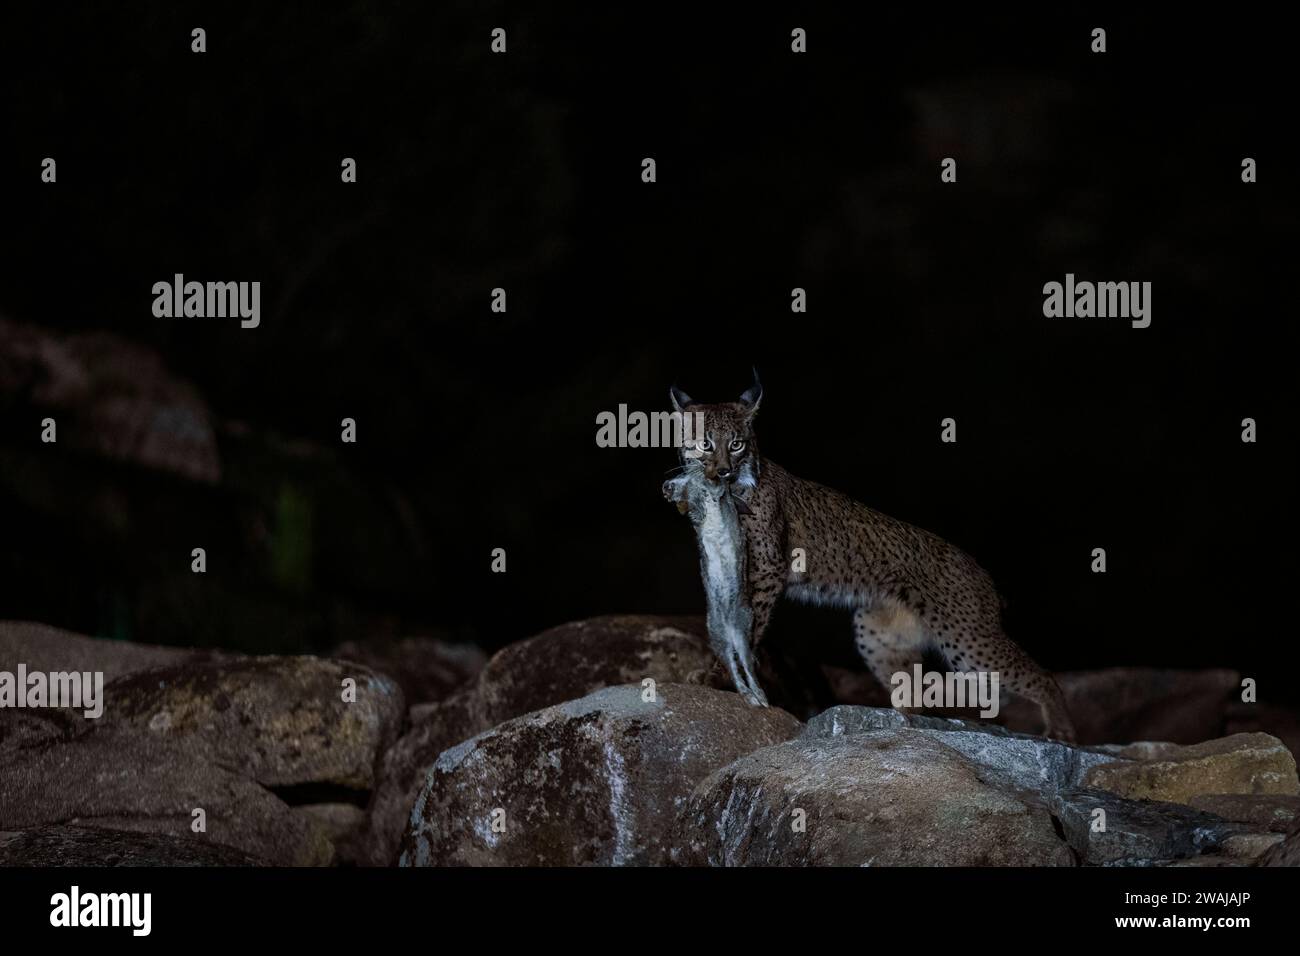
top-left (1015, 665), bottom-right (1076, 744)
top-left (1036, 674), bottom-right (1076, 744)
top-left (943, 626), bottom-right (1077, 744)
top-left (852, 605), bottom-right (931, 709)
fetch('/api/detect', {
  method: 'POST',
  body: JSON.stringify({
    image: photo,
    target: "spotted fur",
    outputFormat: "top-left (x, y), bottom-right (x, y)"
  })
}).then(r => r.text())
top-left (669, 377), bottom-right (1076, 742)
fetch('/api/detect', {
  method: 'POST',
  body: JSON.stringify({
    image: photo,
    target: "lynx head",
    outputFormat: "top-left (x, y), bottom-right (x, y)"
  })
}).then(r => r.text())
top-left (669, 369), bottom-right (762, 488)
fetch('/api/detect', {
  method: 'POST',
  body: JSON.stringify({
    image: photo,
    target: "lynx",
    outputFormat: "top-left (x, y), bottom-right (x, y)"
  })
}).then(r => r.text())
top-left (664, 372), bottom-right (1076, 742)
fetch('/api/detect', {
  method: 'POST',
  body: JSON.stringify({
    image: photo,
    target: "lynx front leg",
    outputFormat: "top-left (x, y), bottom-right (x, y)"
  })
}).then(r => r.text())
top-left (745, 527), bottom-right (786, 650)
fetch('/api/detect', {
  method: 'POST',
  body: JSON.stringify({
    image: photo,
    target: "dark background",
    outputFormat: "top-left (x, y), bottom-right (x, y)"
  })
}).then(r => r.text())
top-left (0, 5), bottom-right (1292, 691)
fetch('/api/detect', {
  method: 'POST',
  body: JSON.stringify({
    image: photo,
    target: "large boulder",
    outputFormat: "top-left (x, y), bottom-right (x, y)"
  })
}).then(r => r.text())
top-left (675, 729), bottom-right (1077, 866)
top-left (0, 733), bottom-right (333, 865)
top-left (400, 683), bottom-right (801, 866)
top-left (473, 615), bottom-right (723, 728)
top-left (677, 705), bottom-right (1279, 867)
top-left (0, 317), bottom-right (222, 483)
top-left (1257, 819), bottom-right (1300, 866)
top-left (329, 636), bottom-right (486, 706)
top-left (0, 825), bottom-right (269, 866)
top-left (804, 704), bottom-right (1116, 791)
top-left (820, 666), bottom-right (1264, 746)
top-left (1083, 734), bottom-right (1298, 805)
top-left (1188, 794), bottom-right (1300, 833)
top-left (295, 803), bottom-right (369, 865)
top-left (1048, 788), bottom-right (1244, 866)
top-left (1053, 668), bottom-right (1242, 745)
top-left (362, 615), bottom-right (727, 866)
top-left (1226, 701), bottom-right (1300, 775)
top-left (362, 690), bottom-right (482, 866)
top-left (0, 621), bottom-right (209, 683)
top-left (808, 703), bottom-right (1017, 738)
top-left (1, 649), bottom-right (404, 865)
top-left (0, 706), bottom-right (89, 756)
top-left (98, 656), bottom-right (405, 789)
top-left (1, 629), bottom-right (413, 865)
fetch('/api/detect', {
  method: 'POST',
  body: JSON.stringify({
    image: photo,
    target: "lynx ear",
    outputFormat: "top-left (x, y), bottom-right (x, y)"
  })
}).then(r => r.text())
top-left (739, 367), bottom-right (763, 412)
top-left (669, 384), bottom-right (695, 412)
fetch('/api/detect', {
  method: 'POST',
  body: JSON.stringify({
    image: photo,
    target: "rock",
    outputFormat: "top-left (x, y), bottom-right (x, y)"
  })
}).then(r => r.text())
top-left (1188, 794), bottom-right (1300, 833)
top-left (817, 666), bottom-right (1265, 746)
top-left (295, 803), bottom-right (369, 865)
top-left (295, 802), bottom-right (367, 836)
top-left (0, 825), bottom-right (269, 866)
top-left (803, 705), bottom-right (1116, 792)
top-left (0, 316), bottom-right (222, 483)
top-left (330, 636), bottom-right (486, 705)
top-left (995, 668), bottom-right (1242, 743)
top-left (365, 614), bottom-right (740, 865)
top-left (2, 630), bottom-right (404, 865)
top-left (819, 665), bottom-right (894, 708)
top-left (0, 733), bottom-right (333, 865)
top-left (676, 729), bottom-right (1077, 866)
top-left (407, 692), bottom-right (479, 731)
top-left (473, 615), bottom-right (724, 728)
top-left (1083, 733), bottom-right (1299, 805)
top-left (362, 689), bottom-right (482, 866)
top-left (0, 621), bottom-right (207, 683)
top-left (899, 728), bottom-right (1115, 793)
top-left (1226, 701), bottom-right (1300, 774)
top-left (400, 683), bottom-right (801, 866)
top-left (1219, 832), bottom-right (1284, 860)
top-left (1170, 855), bottom-right (1244, 868)
top-left (1257, 819), bottom-right (1300, 866)
top-left (1055, 668), bottom-right (1242, 745)
top-left (1048, 788), bottom-right (1242, 866)
top-left (682, 706), bottom-right (1266, 866)
top-left (0, 707), bottom-right (88, 756)
top-left (99, 656), bottom-right (405, 789)
top-left (807, 703), bottom-right (1016, 738)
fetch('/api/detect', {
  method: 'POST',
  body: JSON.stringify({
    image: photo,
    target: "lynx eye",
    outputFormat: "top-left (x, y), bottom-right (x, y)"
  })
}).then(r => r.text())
top-left (697, 438), bottom-right (714, 452)
top-left (729, 439), bottom-right (746, 453)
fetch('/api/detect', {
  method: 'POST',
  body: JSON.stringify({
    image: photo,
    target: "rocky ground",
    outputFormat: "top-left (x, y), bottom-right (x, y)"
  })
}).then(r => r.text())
top-left (2, 615), bottom-right (1298, 867)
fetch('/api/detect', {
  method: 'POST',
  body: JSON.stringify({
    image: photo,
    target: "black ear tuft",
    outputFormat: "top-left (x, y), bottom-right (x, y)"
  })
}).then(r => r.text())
top-left (669, 383), bottom-right (695, 412)
top-left (739, 366), bottom-right (763, 408)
